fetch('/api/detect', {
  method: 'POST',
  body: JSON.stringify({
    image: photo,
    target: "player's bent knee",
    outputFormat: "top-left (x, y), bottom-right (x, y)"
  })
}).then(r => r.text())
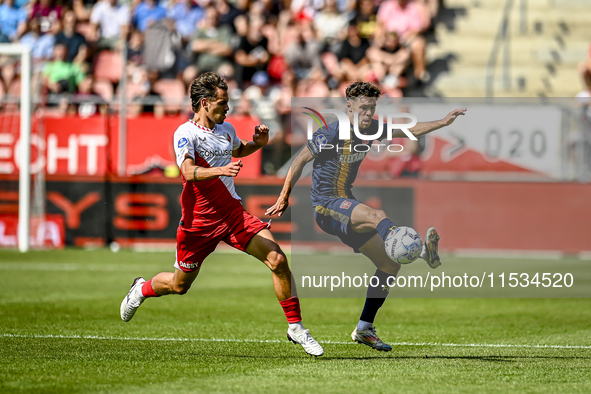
top-left (368, 209), bottom-right (388, 225)
top-left (267, 250), bottom-right (289, 274)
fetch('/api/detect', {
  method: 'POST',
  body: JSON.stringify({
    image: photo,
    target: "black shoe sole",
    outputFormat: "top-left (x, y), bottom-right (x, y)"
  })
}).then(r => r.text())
top-left (353, 339), bottom-right (393, 352)
top-left (287, 334), bottom-right (323, 357)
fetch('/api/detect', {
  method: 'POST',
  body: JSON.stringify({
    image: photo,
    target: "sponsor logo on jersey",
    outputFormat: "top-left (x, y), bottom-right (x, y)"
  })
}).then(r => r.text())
top-left (339, 151), bottom-right (368, 164)
top-left (199, 149), bottom-right (232, 159)
top-left (340, 200), bottom-right (352, 209)
top-left (225, 133), bottom-right (231, 143)
top-left (178, 261), bottom-right (199, 269)
top-left (315, 134), bottom-right (328, 148)
top-left (178, 138), bottom-right (188, 148)
top-left (199, 136), bottom-right (207, 142)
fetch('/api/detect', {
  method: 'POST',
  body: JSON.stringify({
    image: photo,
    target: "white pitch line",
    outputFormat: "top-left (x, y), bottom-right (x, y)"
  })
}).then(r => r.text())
top-left (1, 333), bottom-right (590, 349)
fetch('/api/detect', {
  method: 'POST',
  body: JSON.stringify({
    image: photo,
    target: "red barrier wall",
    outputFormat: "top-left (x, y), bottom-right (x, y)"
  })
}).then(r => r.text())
top-left (414, 181), bottom-right (591, 253)
top-left (0, 114), bottom-right (262, 178)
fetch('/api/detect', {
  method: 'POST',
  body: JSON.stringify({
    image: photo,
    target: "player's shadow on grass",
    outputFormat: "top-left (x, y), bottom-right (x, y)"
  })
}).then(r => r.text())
top-left (319, 355), bottom-right (591, 362)
top-left (183, 353), bottom-right (591, 361)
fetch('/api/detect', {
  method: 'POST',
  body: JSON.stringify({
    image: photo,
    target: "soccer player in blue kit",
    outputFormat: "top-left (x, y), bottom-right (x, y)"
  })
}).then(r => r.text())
top-left (266, 82), bottom-right (466, 351)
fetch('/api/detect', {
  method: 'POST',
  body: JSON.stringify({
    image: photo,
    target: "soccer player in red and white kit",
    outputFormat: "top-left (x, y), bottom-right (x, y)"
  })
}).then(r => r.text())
top-left (120, 72), bottom-right (324, 357)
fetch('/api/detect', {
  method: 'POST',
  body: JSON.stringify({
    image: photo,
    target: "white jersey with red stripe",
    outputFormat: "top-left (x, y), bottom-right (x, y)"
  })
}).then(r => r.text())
top-left (173, 119), bottom-right (243, 230)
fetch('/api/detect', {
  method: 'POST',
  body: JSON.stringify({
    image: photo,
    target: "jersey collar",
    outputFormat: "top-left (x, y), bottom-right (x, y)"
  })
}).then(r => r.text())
top-left (190, 119), bottom-right (216, 133)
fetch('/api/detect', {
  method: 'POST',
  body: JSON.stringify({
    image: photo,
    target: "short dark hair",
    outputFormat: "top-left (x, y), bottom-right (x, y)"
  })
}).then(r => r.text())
top-left (345, 81), bottom-right (381, 99)
top-left (190, 72), bottom-right (228, 112)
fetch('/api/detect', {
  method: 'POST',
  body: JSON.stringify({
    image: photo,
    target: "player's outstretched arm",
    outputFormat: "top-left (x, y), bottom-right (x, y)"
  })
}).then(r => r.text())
top-left (233, 124), bottom-right (270, 158)
top-left (403, 108), bottom-right (467, 138)
top-left (180, 157), bottom-right (243, 181)
top-left (266, 147), bottom-right (314, 217)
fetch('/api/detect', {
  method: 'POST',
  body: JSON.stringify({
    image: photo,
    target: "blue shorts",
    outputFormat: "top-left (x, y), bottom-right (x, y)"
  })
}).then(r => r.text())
top-left (313, 198), bottom-right (377, 253)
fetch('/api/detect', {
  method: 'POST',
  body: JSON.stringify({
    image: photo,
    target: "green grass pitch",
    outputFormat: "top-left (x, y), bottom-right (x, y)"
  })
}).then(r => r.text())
top-left (1, 249), bottom-right (590, 393)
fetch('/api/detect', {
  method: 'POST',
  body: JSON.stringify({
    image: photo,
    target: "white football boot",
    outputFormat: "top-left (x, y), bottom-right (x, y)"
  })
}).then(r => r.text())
top-left (287, 328), bottom-right (324, 357)
top-left (120, 277), bottom-right (146, 322)
top-left (421, 227), bottom-right (441, 269)
top-left (351, 326), bottom-right (392, 352)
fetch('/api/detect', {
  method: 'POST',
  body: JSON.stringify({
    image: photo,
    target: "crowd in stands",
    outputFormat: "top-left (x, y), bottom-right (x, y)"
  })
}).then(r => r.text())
top-left (0, 0), bottom-right (442, 174)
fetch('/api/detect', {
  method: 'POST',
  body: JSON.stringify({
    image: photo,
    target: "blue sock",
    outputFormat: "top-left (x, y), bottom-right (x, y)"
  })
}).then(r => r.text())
top-left (359, 269), bottom-right (395, 325)
top-left (376, 218), bottom-right (396, 241)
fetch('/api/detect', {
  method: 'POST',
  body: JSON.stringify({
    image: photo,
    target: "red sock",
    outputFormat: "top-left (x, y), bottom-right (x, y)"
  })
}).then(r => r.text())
top-left (141, 278), bottom-right (159, 298)
top-left (279, 296), bottom-right (302, 323)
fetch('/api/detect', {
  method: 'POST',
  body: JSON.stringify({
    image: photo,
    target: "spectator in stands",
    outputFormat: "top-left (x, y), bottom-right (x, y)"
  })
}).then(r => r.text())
top-left (235, 16), bottom-right (270, 88)
top-left (243, 1), bottom-right (265, 24)
top-left (20, 17), bottom-right (56, 72)
top-left (275, 68), bottom-right (297, 151)
top-left (376, 0), bottom-right (430, 82)
top-left (313, 0), bottom-right (350, 50)
top-left (133, 0), bottom-right (166, 32)
top-left (290, 0), bottom-right (323, 22)
top-left (143, 19), bottom-right (182, 77)
top-left (71, 0), bottom-right (91, 22)
top-left (419, 0), bottom-right (439, 20)
top-left (283, 21), bottom-right (322, 80)
top-left (126, 28), bottom-right (145, 81)
top-left (183, 6), bottom-right (233, 87)
top-left (89, 0), bottom-right (131, 50)
top-left (353, 0), bottom-right (377, 40)
top-left (258, 0), bottom-right (283, 24)
top-left (294, 66), bottom-right (329, 97)
top-left (0, 0), bottom-right (27, 41)
top-left (55, 10), bottom-right (87, 64)
top-left (213, 0), bottom-right (241, 32)
top-left (217, 62), bottom-right (237, 92)
top-left (242, 70), bottom-right (283, 173)
top-left (334, 22), bottom-right (371, 81)
top-left (30, 0), bottom-right (62, 34)
top-left (367, 30), bottom-right (410, 89)
top-left (69, 73), bottom-right (108, 117)
top-left (578, 42), bottom-right (591, 93)
top-left (43, 43), bottom-right (86, 94)
top-left (130, 68), bottom-right (164, 117)
top-left (166, 0), bottom-right (204, 41)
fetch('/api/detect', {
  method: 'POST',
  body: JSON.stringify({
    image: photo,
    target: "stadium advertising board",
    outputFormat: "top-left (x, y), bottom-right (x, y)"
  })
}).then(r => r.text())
top-left (0, 214), bottom-right (65, 248)
top-left (0, 115), bottom-right (262, 178)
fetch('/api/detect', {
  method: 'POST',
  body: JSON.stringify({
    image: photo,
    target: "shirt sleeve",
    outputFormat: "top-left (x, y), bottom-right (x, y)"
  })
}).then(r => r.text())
top-left (376, 1), bottom-right (390, 25)
top-left (18, 8), bottom-right (26, 24)
top-left (306, 125), bottom-right (336, 158)
top-left (89, 3), bottom-right (101, 24)
top-left (228, 123), bottom-right (241, 151)
top-left (174, 128), bottom-right (197, 168)
top-left (119, 5), bottom-right (131, 26)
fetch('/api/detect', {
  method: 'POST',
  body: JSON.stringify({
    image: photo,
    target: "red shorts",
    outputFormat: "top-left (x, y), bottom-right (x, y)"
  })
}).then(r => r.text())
top-left (174, 206), bottom-right (269, 272)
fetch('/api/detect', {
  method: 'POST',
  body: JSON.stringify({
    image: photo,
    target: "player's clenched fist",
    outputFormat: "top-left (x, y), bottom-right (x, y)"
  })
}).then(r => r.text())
top-left (253, 124), bottom-right (269, 147)
top-left (221, 159), bottom-right (243, 177)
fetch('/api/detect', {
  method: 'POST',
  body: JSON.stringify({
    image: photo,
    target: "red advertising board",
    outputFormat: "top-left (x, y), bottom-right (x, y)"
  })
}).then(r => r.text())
top-left (0, 214), bottom-right (65, 248)
top-left (0, 114), bottom-right (262, 178)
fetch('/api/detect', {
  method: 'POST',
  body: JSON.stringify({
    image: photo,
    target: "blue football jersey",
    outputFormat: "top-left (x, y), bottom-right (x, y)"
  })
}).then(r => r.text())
top-left (306, 119), bottom-right (383, 207)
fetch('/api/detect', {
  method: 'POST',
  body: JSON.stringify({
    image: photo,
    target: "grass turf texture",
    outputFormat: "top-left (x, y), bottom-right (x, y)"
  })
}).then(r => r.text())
top-left (1, 249), bottom-right (590, 393)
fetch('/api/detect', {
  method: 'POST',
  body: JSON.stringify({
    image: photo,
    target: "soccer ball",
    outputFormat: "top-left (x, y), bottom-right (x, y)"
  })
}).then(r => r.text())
top-left (384, 226), bottom-right (423, 264)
